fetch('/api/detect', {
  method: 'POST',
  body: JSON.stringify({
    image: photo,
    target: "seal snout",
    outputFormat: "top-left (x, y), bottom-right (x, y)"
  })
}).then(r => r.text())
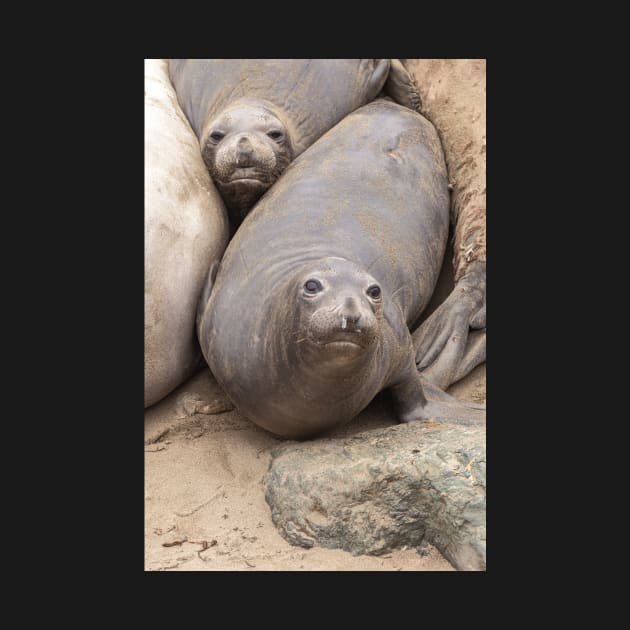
top-left (339, 297), bottom-right (362, 332)
top-left (236, 135), bottom-right (255, 166)
top-left (308, 295), bottom-right (377, 349)
top-left (237, 135), bottom-right (252, 150)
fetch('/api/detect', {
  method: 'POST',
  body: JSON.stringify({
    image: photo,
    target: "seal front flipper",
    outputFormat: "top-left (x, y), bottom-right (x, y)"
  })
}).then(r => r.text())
top-left (412, 261), bottom-right (486, 389)
top-left (383, 59), bottom-right (421, 112)
top-left (452, 329), bottom-right (486, 384)
top-left (366, 59), bottom-right (392, 103)
top-left (391, 368), bottom-right (485, 426)
top-left (402, 398), bottom-right (486, 426)
top-left (419, 373), bottom-right (485, 410)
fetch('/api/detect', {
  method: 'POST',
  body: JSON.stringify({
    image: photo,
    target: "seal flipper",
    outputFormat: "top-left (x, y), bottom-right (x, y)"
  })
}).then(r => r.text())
top-left (383, 59), bottom-right (421, 112)
top-left (366, 59), bottom-right (391, 103)
top-left (413, 261), bottom-right (486, 389)
top-left (391, 366), bottom-right (485, 426)
top-left (401, 398), bottom-right (485, 426)
top-left (419, 373), bottom-right (485, 410)
top-left (452, 329), bottom-right (486, 384)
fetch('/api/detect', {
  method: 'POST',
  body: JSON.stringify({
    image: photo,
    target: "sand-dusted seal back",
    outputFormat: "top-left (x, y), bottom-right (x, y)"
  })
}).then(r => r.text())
top-left (197, 99), bottom-right (484, 438)
top-left (169, 59), bottom-right (390, 225)
top-left (145, 59), bottom-right (229, 408)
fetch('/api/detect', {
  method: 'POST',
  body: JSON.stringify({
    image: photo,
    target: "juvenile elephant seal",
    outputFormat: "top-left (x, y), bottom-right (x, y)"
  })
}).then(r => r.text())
top-left (197, 99), bottom-right (484, 438)
top-left (169, 59), bottom-right (390, 225)
top-left (145, 59), bottom-right (229, 408)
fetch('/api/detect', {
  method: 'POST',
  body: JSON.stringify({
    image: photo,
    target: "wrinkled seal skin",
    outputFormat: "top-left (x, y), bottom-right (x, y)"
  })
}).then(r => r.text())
top-left (145, 59), bottom-right (230, 408)
top-left (197, 99), bottom-right (483, 438)
top-left (169, 59), bottom-right (390, 226)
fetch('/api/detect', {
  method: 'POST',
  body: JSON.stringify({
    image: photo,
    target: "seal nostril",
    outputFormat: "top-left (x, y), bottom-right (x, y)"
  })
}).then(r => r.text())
top-left (339, 305), bottom-right (361, 331)
top-left (236, 138), bottom-right (255, 166)
top-left (341, 297), bottom-right (361, 325)
top-left (236, 136), bottom-right (254, 157)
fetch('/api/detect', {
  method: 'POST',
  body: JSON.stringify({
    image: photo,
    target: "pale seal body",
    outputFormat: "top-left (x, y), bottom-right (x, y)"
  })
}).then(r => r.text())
top-left (169, 59), bottom-right (389, 225)
top-left (145, 59), bottom-right (229, 407)
top-left (198, 99), bottom-right (482, 438)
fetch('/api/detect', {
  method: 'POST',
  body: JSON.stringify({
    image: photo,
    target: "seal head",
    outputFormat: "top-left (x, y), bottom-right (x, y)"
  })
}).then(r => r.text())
top-left (297, 257), bottom-right (382, 362)
top-left (200, 98), bottom-right (293, 225)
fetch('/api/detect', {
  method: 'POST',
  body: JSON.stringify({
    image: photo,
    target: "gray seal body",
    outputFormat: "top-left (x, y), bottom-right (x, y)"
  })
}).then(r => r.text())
top-left (145, 59), bottom-right (229, 408)
top-left (169, 59), bottom-right (389, 225)
top-left (198, 99), bottom-right (481, 438)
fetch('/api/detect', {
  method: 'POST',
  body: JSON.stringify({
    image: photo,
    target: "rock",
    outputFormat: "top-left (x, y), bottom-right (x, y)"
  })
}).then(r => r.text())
top-left (264, 420), bottom-right (485, 571)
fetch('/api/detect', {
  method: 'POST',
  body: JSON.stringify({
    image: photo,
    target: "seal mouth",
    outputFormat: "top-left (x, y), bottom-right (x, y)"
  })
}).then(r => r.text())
top-left (228, 177), bottom-right (265, 184)
top-left (226, 168), bottom-right (268, 183)
top-left (313, 331), bottom-right (368, 349)
top-left (322, 340), bottom-right (364, 349)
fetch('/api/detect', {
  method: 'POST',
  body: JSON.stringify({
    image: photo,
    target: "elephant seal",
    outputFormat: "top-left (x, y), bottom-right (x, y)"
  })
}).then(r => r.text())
top-left (145, 59), bottom-right (229, 408)
top-left (168, 59), bottom-right (390, 226)
top-left (197, 99), bottom-right (484, 438)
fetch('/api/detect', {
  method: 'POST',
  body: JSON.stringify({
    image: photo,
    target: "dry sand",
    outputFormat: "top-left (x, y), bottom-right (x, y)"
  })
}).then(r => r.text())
top-left (401, 59), bottom-right (486, 282)
top-left (144, 362), bottom-right (485, 571)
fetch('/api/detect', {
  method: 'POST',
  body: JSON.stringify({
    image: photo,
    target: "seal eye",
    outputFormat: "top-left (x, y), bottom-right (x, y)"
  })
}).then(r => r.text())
top-left (367, 285), bottom-right (381, 300)
top-left (304, 279), bottom-right (322, 294)
top-left (267, 131), bottom-right (284, 142)
top-left (209, 131), bottom-right (225, 143)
